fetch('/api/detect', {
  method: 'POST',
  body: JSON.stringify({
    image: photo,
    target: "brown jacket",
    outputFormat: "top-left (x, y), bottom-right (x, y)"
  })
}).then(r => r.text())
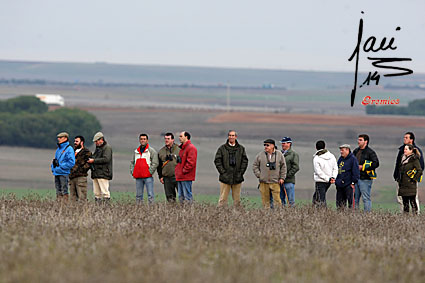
top-left (69, 147), bottom-right (92, 179)
top-left (253, 150), bottom-right (287, 183)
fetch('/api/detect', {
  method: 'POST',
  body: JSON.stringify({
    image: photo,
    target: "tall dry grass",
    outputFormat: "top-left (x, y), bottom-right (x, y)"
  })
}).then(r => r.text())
top-left (0, 197), bottom-right (424, 283)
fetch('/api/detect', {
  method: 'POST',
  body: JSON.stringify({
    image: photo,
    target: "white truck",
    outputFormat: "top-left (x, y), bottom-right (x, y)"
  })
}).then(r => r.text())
top-left (35, 94), bottom-right (65, 107)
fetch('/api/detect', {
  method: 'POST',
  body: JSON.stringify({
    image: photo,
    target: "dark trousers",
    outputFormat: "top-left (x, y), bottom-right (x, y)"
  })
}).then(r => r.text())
top-left (312, 182), bottom-right (331, 207)
top-left (54, 175), bottom-right (69, 196)
top-left (163, 176), bottom-right (177, 202)
top-left (336, 185), bottom-right (354, 209)
top-left (402, 196), bottom-right (418, 214)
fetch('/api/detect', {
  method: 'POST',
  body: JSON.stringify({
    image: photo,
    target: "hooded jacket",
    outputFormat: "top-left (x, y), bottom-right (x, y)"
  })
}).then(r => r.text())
top-left (335, 152), bottom-right (360, 188)
top-left (214, 139), bottom-right (249, 185)
top-left (313, 149), bottom-right (338, 183)
top-left (398, 154), bottom-right (423, 196)
top-left (175, 140), bottom-right (197, 181)
top-left (393, 143), bottom-right (424, 181)
top-left (51, 141), bottom-right (75, 176)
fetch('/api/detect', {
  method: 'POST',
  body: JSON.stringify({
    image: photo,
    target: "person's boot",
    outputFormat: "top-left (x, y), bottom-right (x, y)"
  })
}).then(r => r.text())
top-left (95, 198), bottom-right (102, 205)
top-left (104, 198), bottom-right (111, 205)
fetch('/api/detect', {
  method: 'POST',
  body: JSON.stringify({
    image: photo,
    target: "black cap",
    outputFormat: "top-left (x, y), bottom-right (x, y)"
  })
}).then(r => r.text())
top-left (263, 139), bottom-right (275, 145)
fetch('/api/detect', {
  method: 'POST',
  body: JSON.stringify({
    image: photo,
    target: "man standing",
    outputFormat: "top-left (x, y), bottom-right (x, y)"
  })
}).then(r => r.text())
top-left (253, 139), bottom-right (286, 209)
top-left (88, 132), bottom-right (112, 203)
top-left (51, 132), bottom-right (75, 201)
top-left (130, 133), bottom-right (159, 204)
top-left (279, 137), bottom-right (299, 206)
top-left (214, 130), bottom-right (249, 207)
top-left (393, 132), bottom-right (424, 212)
top-left (335, 144), bottom-right (360, 209)
top-left (158, 133), bottom-right (180, 202)
top-left (312, 140), bottom-right (338, 207)
top-left (69, 135), bottom-right (92, 201)
top-left (175, 131), bottom-right (198, 203)
top-left (353, 134), bottom-right (379, 212)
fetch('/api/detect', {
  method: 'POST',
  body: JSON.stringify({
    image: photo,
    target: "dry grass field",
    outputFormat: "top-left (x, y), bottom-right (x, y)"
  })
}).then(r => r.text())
top-left (0, 198), bottom-right (424, 283)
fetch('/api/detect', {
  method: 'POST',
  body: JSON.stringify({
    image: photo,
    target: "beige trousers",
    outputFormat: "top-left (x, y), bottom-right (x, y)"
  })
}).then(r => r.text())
top-left (93, 178), bottom-right (110, 199)
top-left (218, 182), bottom-right (242, 207)
top-left (259, 183), bottom-right (281, 209)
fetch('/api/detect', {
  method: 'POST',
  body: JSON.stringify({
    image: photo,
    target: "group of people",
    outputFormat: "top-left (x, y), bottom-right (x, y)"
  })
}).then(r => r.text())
top-left (51, 130), bottom-right (424, 214)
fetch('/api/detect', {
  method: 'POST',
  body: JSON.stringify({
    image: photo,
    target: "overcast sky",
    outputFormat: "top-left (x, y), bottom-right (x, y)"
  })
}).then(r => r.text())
top-left (1, 0), bottom-right (424, 73)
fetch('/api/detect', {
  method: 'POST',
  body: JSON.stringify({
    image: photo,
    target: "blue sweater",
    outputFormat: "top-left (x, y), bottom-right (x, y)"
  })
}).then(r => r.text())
top-left (336, 152), bottom-right (360, 188)
top-left (51, 141), bottom-right (75, 176)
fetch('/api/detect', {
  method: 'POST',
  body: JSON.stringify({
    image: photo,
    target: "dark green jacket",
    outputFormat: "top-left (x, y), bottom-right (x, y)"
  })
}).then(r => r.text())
top-left (157, 143), bottom-right (180, 178)
top-left (214, 140), bottom-right (249, 185)
top-left (398, 154), bottom-right (423, 196)
top-left (283, 148), bottom-right (300, 184)
top-left (91, 141), bottom-right (113, 180)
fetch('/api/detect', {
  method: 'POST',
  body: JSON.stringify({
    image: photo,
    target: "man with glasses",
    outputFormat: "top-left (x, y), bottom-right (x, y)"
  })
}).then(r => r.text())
top-left (51, 132), bottom-right (75, 201)
top-left (253, 139), bottom-right (286, 209)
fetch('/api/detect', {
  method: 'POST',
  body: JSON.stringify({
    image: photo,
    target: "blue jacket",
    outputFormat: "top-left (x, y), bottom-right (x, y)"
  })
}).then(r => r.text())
top-left (51, 141), bottom-right (75, 176)
top-left (336, 152), bottom-right (360, 188)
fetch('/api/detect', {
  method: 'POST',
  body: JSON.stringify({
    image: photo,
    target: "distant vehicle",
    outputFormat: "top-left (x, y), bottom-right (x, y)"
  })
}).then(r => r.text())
top-left (35, 94), bottom-right (65, 107)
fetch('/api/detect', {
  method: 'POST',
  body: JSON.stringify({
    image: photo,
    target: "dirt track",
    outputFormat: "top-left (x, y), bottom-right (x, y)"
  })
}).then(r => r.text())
top-left (207, 112), bottom-right (425, 127)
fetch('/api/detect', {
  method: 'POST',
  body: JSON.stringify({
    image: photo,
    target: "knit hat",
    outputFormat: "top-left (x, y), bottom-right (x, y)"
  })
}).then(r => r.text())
top-left (93, 132), bottom-right (104, 142)
top-left (57, 132), bottom-right (69, 138)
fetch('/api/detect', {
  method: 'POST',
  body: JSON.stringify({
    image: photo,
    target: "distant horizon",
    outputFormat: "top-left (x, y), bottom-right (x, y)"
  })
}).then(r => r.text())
top-left (2, 58), bottom-right (425, 76)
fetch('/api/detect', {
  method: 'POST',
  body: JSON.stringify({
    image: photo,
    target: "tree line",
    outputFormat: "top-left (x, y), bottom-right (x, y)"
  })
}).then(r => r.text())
top-left (366, 98), bottom-right (425, 116)
top-left (0, 96), bottom-right (101, 148)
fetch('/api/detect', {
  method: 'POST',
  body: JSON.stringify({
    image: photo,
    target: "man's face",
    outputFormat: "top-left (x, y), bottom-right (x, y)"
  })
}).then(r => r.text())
top-left (281, 142), bottom-right (291, 151)
top-left (57, 136), bottom-right (67, 144)
top-left (179, 132), bottom-right (187, 144)
top-left (357, 137), bottom-right (367, 149)
top-left (264, 143), bottom-right (274, 153)
top-left (228, 131), bottom-right (237, 144)
top-left (164, 135), bottom-right (174, 147)
top-left (74, 138), bottom-right (82, 149)
top-left (404, 134), bottom-right (413, 145)
top-left (139, 136), bottom-right (148, 146)
top-left (340, 147), bottom-right (349, 158)
top-left (95, 139), bottom-right (103, 147)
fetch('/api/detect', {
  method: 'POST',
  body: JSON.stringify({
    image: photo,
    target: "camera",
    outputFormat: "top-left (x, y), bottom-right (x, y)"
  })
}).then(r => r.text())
top-left (266, 162), bottom-right (276, 170)
top-left (166, 154), bottom-right (174, 161)
top-left (176, 156), bottom-right (182, 164)
top-left (52, 158), bottom-right (59, 168)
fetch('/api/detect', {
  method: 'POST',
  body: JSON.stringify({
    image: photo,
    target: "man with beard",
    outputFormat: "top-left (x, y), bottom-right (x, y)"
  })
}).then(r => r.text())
top-left (69, 135), bottom-right (92, 201)
top-left (51, 132), bottom-right (75, 201)
top-left (214, 130), bottom-right (249, 207)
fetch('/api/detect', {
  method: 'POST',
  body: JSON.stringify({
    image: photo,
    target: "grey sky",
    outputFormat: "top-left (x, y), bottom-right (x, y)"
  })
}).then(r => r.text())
top-left (1, 0), bottom-right (424, 72)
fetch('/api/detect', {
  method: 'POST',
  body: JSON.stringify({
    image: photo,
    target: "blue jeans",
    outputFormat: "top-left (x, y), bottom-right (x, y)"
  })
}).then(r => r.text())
top-left (270, 183), bottom-right (295, 208)
top-left (355, 179), bottom-right (372, 211)
top-left (177, 181), bottom-right (193, 203)
top-left (54, 175), bottom-right (69, 196)
top-left (136, 177), bottom-right (154, 204)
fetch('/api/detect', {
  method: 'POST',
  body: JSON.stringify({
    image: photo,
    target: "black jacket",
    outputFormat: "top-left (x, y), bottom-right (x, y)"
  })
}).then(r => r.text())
top-left (214, 140), bottom-right (249, 185)
top-left (352, 145), bottom-right (379, 180)
top-left (393, 143), bottom-right (424, 181)
top-left (91, 141), bottom-right (113, 180)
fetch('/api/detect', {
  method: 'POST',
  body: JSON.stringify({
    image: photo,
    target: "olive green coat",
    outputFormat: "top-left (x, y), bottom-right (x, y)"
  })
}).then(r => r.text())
top-left (214, 140), bottom-right (249, 185)
top-left (91, 142), bottom-right (113, 180)
top-left (283, 148), bottom-right (300, 184)
top-left (398, 154), bottom-right (423, 196)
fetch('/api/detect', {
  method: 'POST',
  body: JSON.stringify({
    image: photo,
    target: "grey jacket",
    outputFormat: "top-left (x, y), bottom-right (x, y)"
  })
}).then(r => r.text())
top-left (253, 150), bottom-right (287, 183)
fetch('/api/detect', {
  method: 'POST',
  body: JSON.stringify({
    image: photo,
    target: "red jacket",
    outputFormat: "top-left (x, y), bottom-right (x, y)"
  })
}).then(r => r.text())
top-left (175, 140), bottom-right (197, 181)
